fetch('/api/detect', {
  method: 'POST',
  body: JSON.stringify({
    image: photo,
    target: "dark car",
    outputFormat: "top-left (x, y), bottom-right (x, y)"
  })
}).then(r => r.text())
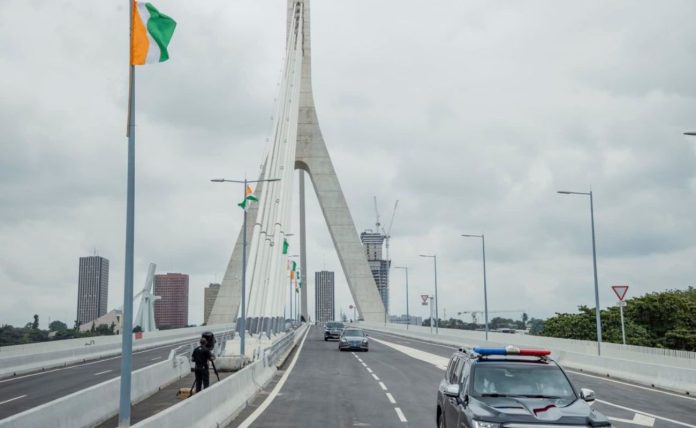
top-left (436, 346), bottom-right (610, 428)
top-left (338, 328), bottom-right (369, 352)
top-left (324, 321), bottom-right (345, 341)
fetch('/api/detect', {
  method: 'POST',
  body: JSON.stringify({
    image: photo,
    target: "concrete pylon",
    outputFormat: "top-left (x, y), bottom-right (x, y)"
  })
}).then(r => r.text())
top-left (207, 176), bottom-right (266, 326)
top-left (291, 0), bottom-right (386, 322)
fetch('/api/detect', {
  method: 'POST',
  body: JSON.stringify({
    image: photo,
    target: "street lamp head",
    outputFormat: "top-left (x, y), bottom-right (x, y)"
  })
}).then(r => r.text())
top-left (461, 234), bottom-right (482, 238)
top-left (684, 132), bottom-right (696, 136)
top-left (419, 254), bottom-right (433, 258)
top-left (557, 190), bottom-right (572, 194)
top-left (211, 178), bottom-right (225, 182)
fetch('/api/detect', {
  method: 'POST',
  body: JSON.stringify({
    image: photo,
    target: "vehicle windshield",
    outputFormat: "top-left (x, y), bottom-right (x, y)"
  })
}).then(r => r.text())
top-left (342, 329), bottom-right (364, 337)
top-left (326, 322), bottom-right (344, 329)
top-left (471, 365), bottom-right (575, 400)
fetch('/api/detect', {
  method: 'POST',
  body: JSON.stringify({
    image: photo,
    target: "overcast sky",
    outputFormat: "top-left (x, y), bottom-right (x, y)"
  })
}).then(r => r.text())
top-left (2, 1), bottom-right (696, 329)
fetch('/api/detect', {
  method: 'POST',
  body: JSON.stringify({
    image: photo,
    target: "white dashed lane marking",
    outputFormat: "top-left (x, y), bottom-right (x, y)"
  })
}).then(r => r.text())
top-left (352, 351), bottom-right (407, 423)
top-left (395, 407), bottom-right (408, 422)
top-left (0, 395), bottom-right (27, 406)
top-left (93, 370), bottom-right (112, 376)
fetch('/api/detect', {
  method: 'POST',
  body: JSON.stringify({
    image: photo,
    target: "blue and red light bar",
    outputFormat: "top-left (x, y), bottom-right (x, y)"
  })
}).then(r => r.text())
top-left (473, 345), bottom-right (551, 357)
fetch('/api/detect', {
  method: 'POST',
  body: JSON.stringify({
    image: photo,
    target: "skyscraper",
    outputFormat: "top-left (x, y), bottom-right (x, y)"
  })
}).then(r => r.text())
top-left (76, 256), bottom-right (109, 324)
top-left (315, 271), bottom-right (335, 322)
top-left (204, 283), bottom-right (220, 324)
top-left (360, 231), bottom-right (390, 313)
top-left (154, 273), bottom-right (189, 329)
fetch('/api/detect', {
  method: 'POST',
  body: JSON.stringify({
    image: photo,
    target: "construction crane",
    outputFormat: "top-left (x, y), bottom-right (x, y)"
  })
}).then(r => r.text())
top-left (373, 196), bottom-right (399, 260)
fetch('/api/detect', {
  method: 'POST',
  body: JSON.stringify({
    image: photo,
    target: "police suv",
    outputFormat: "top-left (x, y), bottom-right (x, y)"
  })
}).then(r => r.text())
top-left (436, 346), bottom-right (611, 428)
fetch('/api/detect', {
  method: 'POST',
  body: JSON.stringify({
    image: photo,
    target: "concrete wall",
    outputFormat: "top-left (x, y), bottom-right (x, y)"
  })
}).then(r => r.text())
top-left (361, 322), bottom-right (696, 395)
top-left (0, 324), bottom-right (233, 380)
top-left (134, 324), bottom-right (308, 428)
top-left (0, 356), bottom-right (191, 428)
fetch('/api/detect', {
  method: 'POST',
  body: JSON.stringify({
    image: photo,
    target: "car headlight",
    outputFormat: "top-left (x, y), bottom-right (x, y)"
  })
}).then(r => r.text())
top-left (473, 421), bottom-right (500, 428)
top-left (362, 338), bottom-right (368, 343)
top-left (340, 337), bottom-right (347, 342)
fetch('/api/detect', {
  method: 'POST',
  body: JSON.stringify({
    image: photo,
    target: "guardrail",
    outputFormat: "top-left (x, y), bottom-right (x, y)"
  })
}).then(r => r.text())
top-left (0, 324), bottom-right (234, 380)
top-left (0, 355), bottom-right (191, 428)
top-left (133, 324), bottom-right (309, 428)
top-left (361, 322), bottom-right (696, 395)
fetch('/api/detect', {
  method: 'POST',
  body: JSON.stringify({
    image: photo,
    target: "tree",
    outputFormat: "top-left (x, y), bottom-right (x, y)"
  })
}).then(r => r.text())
top-left (49, 320), bottom-right (68, 332)
top-left (31, 314), bottom-right (39, 330)
top-left (132, 325), bottom-right (143, 333)
top-left (522, 312), bottom-right (529, 327)
top-left (528, 318), bottom-right (545, 335)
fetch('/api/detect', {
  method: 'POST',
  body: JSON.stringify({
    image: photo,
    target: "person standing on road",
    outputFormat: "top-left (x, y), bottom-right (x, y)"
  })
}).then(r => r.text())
top-left (192, 338), bottom-right (215, 392)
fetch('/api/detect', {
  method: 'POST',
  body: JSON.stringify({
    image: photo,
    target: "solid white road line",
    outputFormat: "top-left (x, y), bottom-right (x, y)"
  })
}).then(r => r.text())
top-left (370, 337), bottom-right (450, 371)
top-left (379, 381), bottom-right (387, 391)
top-left (150, 356), bottom-right (161, 361)
top-left (386, 393), bottom-right (396, 404)
top-left (394, 407), bottom-right (408, 423)
top-left (567, 370), bottom-right (696, 401)
top-left (0, 395), bottom-right (27, 406)
top-left (93, 370), bottom-right (112, 376)
top-left (366, 367), bottom-right (373, 373)
top-left (0, 340), bottom-right (187, 384)
top-left (608, 413), bottom-right (655, 427)
top-left (237, 328), bottom-right (310, 428)
top-left (596, 399), bottom-right (696, 428)
top-left (366, 330), bottom-right (459, 351)
top-left (371, 374), bottom-right (380, 381)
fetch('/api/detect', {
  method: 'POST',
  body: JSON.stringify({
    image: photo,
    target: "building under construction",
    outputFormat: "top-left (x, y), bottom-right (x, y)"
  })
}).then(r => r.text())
top-left (360, 231), bottom-right (390, 314)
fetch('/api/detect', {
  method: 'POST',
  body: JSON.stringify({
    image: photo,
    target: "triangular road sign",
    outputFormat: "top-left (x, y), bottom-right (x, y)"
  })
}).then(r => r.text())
top-left (612, 285), bottom-right (629, 301)
top-left (421, 294), bottom-right (430, 305)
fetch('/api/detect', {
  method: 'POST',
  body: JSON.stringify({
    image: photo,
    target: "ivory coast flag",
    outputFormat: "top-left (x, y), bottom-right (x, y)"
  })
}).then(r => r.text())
top-left (238, 185), bottom-right (258, 210)
top-left (131, 1), bottom-right (177, 65)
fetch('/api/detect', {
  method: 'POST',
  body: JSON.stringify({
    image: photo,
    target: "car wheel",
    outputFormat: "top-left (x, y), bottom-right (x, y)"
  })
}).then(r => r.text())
top-left (324, 338), bottom-right (327, 341)
top-left (438, 413), bottom-right (446, 428)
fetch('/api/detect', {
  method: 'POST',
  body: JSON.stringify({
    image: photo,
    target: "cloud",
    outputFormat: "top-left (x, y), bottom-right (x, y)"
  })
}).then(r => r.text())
top-left (2, 0), bottom-right (696, 328)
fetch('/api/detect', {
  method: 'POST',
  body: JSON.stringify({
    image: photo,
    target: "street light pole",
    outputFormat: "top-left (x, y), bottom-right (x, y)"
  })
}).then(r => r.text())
top-left (462, 234), bottom-right (489, 341)
top-left (420, 254), bottom-right (439, 334)
top-left (211, 177), bottom-right (279, 357)
top-left (558, 189), bottom-right (603, 356)
top-left (394, 266), bottom-right (409, 329)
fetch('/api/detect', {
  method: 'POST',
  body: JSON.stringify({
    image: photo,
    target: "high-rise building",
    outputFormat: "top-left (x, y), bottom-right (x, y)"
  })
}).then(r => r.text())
top-left (315, 271), bottom-right (335, 322)
top-left (360, 231), bottom-right (390, 313)
top-left (203, 283), bottom-right (220, 324)
top-left (154, 273), bottom-right (189, 329)
top-left (76, 256), bottom-right (109, 324)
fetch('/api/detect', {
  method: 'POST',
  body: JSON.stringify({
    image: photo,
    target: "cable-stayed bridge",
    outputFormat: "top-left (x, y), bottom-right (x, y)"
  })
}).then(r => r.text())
top-left (207, 0), bottom-right (386, 331)
top-left (1, 1), bottom-right (695, 428)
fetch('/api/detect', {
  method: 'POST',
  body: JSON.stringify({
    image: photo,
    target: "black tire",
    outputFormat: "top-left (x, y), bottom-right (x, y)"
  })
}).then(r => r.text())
top-left (324, 337), bottom-right (327, 341)
top-left (438, 412), bottom-right (446, 428)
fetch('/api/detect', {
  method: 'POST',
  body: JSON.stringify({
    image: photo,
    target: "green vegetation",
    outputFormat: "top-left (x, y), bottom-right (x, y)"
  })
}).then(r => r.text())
top-left (0, 315), bottom-right (117, 347)
top-left (541, 287), bottom-right (696, 351)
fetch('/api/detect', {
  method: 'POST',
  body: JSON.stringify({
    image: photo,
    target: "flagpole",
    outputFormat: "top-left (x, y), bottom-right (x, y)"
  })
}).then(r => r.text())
top-left (119, 2), bottom-right (136, 426)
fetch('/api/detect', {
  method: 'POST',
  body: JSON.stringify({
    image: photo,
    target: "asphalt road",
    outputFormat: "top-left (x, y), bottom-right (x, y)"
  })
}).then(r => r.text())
top-left (0, 339), bottom-right (193, 419)
top-left (231, 326), bottom-right (696, 428)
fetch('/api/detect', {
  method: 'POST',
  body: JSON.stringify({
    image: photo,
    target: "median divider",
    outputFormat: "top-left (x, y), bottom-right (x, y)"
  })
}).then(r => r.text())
top-left (132, 324), bottom-right (308, 428)
top-left (0, 355), bottom-right (191, 428)
top-left (0, 324), bottom-right (234, 380)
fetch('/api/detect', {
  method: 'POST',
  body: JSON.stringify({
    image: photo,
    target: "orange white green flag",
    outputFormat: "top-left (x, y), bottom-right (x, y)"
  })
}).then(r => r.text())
top-left (238, 185), bottom-right (258, 210)
top-left (131, 1), bottom-right (177, 65)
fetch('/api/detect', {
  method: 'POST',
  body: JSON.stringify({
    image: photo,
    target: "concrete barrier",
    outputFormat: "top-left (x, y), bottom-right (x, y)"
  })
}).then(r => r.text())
top-left (361, 322), bottom-right (696, 395)
top-left (0, 324), bottom-right (234, 380)
top-left (0, 355), bottom-right (191, 428)
top-left (133, 324), bottom-right (309, 428)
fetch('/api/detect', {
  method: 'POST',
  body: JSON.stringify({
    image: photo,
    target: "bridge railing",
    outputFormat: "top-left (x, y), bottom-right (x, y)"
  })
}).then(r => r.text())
top-left (0, 324), bottom-right (234, 380)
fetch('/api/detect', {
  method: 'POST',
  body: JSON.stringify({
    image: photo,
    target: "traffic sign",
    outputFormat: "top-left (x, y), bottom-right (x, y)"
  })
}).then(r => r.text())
top-left (421, 294), bottom-right (430, 305)
top-left (612, 285), bottom-right (629, 301)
